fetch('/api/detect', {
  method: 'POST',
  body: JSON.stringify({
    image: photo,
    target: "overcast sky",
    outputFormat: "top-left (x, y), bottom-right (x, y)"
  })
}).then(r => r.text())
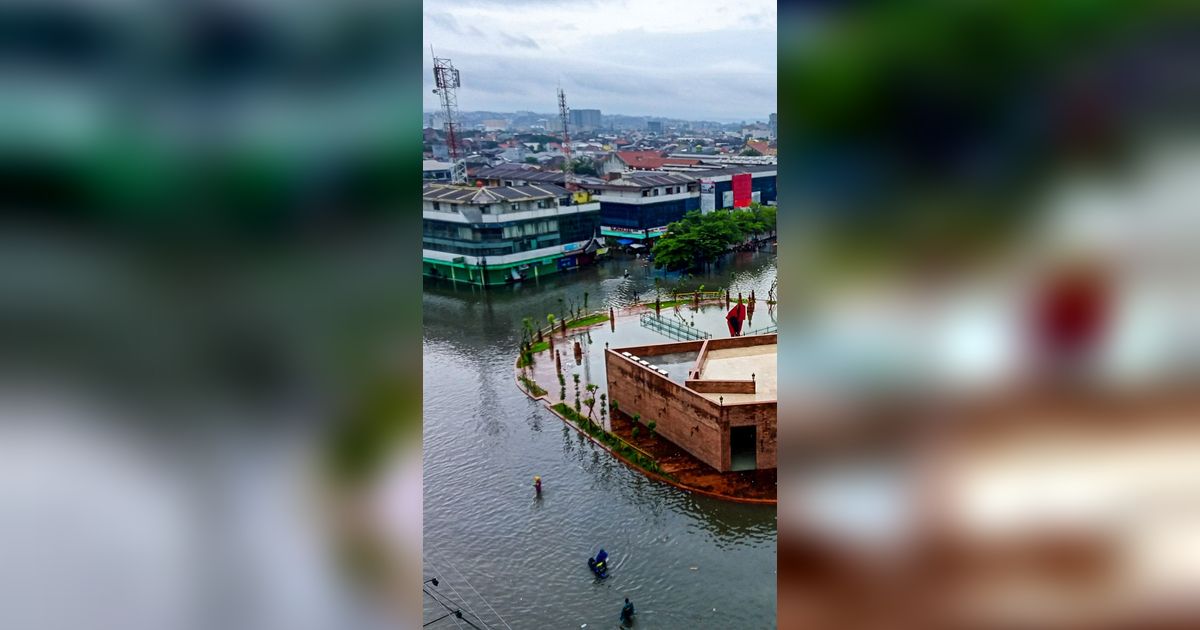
top-left (423, 0), bottom-right (776, 123)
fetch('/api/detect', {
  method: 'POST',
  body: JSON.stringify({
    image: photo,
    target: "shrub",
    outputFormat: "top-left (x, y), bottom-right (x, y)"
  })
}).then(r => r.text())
top-left (518, 376), bottom-right (546, 397)
top-left (632, 427), bottom-right (639, 439)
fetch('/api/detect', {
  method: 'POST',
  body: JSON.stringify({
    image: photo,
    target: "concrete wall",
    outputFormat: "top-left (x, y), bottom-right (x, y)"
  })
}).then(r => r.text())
top-left (686, 379), bottom-right (756, 394)
top-left (606, 350), bottom-right (727, 470)
top-left (722, 402), bottom-right (777, 469)
top-left (607, 336), bottom-right (778, 472)
top-left (706, 332), bottom-right (777, 350)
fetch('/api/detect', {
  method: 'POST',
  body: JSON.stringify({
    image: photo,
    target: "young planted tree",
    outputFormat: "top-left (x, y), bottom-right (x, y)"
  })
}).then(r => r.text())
top-left (584, 384), bottom-right (599, 419)
top-left (522, 316), bottom-right (534, 344)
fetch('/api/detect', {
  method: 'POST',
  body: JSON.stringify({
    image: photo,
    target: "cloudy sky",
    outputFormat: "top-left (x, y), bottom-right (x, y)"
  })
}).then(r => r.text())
top-left (423, 0), bottom-right (776, 123)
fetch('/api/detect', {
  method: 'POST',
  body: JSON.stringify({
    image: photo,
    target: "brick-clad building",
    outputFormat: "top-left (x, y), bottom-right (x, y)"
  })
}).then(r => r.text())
top-left (605, 335), bottom-right (777, 472)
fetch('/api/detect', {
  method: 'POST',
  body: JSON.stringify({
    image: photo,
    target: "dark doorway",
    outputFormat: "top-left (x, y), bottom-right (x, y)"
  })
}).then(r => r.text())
top-left (730, 425), bottom-right (757, 471)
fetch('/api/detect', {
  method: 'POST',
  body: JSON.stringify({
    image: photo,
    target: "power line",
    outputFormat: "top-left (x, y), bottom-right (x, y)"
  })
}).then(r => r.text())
top-left (425, 554), bottom-right (509, 630)
top-left (424, 585), bottom-right (490, 630)
top-left (423, 576), bottom-right (492, 630)
top-left (423, 569), bottom-right (479, 628)
top-left (423, 610), bottom-right (460, 627)
top-left (423, 587), bottom-right (484, 630)
top-left (429, 550), bottom-right (516, 630)
top-left (423, 576), bottom-right (469, 629)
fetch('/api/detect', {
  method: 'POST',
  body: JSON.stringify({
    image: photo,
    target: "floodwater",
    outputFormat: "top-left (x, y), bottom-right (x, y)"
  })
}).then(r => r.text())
top-left (422, 251), bottom-right (778, 628)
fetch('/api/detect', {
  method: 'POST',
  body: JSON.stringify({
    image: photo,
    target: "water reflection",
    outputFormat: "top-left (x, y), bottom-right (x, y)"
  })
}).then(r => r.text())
top-left (423, 252), bottom-right (777, 626)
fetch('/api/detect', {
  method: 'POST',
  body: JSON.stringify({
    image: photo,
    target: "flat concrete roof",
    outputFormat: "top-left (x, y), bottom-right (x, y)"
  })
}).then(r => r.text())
top-left (609, 334), bottom-right (777, 405)
top-left (697, 343), bottom-right (777, 404)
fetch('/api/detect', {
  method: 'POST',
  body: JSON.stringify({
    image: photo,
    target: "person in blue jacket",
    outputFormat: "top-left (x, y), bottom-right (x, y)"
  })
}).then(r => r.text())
top-left (590, 549), bottom-right (609, 578)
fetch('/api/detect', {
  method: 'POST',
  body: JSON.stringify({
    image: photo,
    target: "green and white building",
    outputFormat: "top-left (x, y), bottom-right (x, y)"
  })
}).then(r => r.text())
top-left (423, 183), bottom-right (603, 285)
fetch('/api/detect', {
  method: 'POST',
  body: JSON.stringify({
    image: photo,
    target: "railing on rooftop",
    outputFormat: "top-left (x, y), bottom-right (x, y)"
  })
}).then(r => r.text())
top-left (746, 324), bottom-right (777, 335)
top-left (639, 313), bottom-right (711, 341)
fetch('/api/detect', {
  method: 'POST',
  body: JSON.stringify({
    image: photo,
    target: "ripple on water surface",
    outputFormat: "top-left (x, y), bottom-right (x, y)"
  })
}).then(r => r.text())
top-left (422, 253), bottom-right (777, 627)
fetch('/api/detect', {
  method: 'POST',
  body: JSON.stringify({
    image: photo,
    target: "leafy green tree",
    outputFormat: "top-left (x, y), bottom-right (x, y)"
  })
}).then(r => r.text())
top-left (570, 158), bottom-right (598, 176)
top-left (652, 210), bottom-right (761, 271)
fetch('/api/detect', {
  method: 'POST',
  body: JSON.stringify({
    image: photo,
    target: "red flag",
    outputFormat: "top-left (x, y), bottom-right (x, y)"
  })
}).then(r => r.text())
top-left (726, 300), bottom-right (746, 336)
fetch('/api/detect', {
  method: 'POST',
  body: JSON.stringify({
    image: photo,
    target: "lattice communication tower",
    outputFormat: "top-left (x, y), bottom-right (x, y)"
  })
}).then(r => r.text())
top-left (558, 87), bottom-right (576, 191)
top-left (432, 50), bottom-right (467, 184)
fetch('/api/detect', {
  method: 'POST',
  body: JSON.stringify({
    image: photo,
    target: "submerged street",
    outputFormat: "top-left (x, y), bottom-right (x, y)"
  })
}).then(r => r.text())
top-left (421, 252), bottom-right (778, 627)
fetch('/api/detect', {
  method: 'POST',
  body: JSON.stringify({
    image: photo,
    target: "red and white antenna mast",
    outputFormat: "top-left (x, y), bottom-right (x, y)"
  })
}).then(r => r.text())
top-left (432, 48), bottom-right (467, 184)
top-left (557, 86), bottom-right (576, 191)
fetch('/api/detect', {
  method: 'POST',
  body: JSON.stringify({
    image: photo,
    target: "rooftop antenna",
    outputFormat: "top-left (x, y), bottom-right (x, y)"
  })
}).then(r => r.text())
top-left (431, 46), bottom-right (467, 184)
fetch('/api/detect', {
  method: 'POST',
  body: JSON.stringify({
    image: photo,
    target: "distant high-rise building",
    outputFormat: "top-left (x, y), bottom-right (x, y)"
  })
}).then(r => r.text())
top-left (647, 121), bottom-right (663, 134)
top-left (769, 113), bottom-right (777, 140)
top-left (569, 109), bottom-right (602, 130)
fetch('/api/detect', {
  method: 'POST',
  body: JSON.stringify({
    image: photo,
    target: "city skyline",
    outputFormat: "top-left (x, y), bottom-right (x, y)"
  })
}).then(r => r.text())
top-left (423, 109), bottom-right (775, 128)
top-left (423, 0), bottom-right (776, 123)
